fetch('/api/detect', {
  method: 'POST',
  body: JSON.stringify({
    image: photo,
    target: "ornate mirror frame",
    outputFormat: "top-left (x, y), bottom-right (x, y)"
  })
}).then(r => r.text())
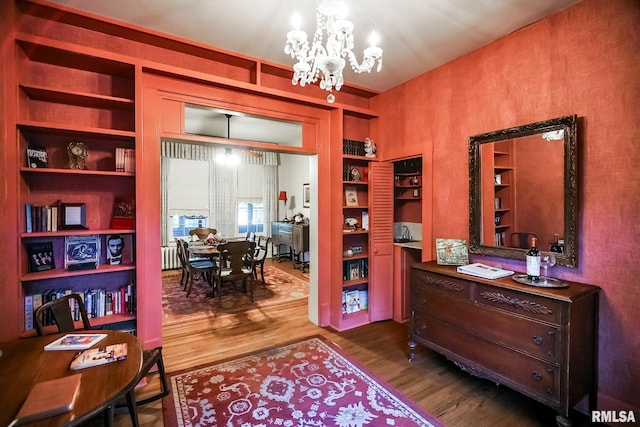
top-left (468, 115), bottom-right (578, 267)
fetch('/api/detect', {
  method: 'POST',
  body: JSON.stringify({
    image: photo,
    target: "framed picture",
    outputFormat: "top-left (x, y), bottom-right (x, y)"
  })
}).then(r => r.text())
top-left (28, 242), bottom-right (55, 272)
top-left (349, 262), bottom-right (360, 280)
top-left (435, 238), bottom-right (469, 265)
top-left (344, 186), bottom-right (359, 207)
top-left (303, 183), bottom-right (310, 208)
top-left (65, 235), bottom-right (100, 269)
top-left (105, 234), bottom-right (133, 265)
top-left (60, 203), bottom-right (87, 230)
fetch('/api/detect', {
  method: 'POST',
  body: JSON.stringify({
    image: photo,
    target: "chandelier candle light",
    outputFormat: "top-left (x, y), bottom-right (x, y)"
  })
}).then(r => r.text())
top-left (284, 0), bottom-right (383, 103)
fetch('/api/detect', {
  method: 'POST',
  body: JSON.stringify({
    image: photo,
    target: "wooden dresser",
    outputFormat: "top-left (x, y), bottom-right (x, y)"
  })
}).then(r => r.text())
top-left (409, 262), bottom-right (599, 425)
top-left (271, 222), bottom-right (309, 271)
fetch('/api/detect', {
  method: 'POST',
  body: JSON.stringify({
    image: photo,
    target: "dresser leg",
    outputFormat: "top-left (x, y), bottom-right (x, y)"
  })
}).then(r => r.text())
top-left (408, 339), bottom-right (416, 362)
top-left (555, 414), bottom-right (574, 427)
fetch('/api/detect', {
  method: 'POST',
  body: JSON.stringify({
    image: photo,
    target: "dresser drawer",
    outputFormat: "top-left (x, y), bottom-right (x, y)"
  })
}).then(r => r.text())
top-left (421, 289), bottom-right (560, 363)
top-left (414, 315), bottom-right (560, 402)
top-left (278, 231), bottom-right (293, 245)
top-left (474, 283), bottom-right (562, 325)
top-left (411, 270), bottom-right (470, 301)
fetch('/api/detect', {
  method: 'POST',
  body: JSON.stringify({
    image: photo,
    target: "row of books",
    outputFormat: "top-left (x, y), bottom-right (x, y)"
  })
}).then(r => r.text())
top-left (25, 203), bottom-right (58, 233)
top-left (495, 231), bottom-right (507, 246)
top-left (115, 147), bottom-right (135, 173)
top-left (24, 285), bottom-right (136, 331)
top-left (342, 139), bottom-right (366, 156)
top-left (342, 289), bottom-right (368, 314)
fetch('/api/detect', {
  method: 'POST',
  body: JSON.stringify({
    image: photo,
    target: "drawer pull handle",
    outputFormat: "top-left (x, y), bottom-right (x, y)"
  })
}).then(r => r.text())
top-left (532, 371), bottom-right (543, 381)
top-left (533, 335), bottom-right (543, 345)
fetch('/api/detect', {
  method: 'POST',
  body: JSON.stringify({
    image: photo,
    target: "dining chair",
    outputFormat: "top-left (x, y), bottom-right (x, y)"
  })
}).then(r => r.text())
top-left (252, 235), bottom-right (271, 284)
top-left (178, 239), bottom-right (217, 297)
top-left (34, 293), bottom-right (169, 427)
top-left (188, 227), bottom-right (217, 241)
top-left (214, 240), bottom-right (256, 306)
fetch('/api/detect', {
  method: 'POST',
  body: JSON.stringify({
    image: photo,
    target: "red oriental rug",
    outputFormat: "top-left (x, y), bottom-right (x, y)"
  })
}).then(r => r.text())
top-left (162, 266), bottom-right (309, 325)
top-left (163, 336), bottom-right (446, 427)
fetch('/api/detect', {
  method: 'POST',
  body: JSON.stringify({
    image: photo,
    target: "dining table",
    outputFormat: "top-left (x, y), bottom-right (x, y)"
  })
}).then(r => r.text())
top-left (0, 330), bottom-right (143, 426)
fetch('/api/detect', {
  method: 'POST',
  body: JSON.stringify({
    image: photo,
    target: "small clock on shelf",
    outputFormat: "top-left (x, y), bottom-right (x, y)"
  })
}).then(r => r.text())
top-left (67, 141), bottom-right (88, 169)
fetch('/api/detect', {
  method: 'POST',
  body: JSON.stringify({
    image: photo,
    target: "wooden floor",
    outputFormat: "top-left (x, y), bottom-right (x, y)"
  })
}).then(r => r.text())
top-left (109, 259), bottom-right (594, 427)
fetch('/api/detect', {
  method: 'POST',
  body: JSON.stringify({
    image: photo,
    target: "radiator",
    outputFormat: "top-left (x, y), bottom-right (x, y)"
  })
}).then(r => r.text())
top-left (161, 246), bottom-right (180, 270)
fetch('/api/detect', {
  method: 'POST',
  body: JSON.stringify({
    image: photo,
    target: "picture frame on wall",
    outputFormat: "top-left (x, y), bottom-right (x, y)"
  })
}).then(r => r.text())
top-left (303, 183), bottom-right (310, 208)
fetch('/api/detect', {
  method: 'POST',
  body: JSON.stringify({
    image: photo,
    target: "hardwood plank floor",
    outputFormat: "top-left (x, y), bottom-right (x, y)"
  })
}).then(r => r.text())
top-left (109, 259), bottom-right (594, 427)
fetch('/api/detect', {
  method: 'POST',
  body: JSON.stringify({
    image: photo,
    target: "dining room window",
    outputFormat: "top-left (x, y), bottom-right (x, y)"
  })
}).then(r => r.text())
top-left (237, 202), bottom-right (264, 234)
top-left (172, 215), bottom-right (208, 239)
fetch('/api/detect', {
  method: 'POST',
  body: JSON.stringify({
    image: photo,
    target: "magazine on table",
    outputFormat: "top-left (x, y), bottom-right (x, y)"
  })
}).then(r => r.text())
top-left (44, 333), bottom-right (108, 351)
top-left (456, 262), bottom-right (514, 280)
top-left (70, 343), bottom-right (127, 370)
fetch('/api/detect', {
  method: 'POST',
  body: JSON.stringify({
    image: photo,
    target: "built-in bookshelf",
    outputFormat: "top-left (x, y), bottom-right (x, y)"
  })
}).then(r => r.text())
top-left (16, 35), bottom-right (138, 337)
top-left (493, 141), bottom-right (514, 246)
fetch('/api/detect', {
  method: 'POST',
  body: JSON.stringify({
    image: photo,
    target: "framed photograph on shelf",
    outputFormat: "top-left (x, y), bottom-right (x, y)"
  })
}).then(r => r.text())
top-left (349, 262), bottom-right (360, 280)
top-left (26, 145), bottom-right (48, 168)
top-left (105, 234), bottom-right (133, 265)
top-left (344, 186), bottom-right (359, 207)
top-left (303, 183), bottom-right (310, 208)
top-left (65, 235), bottom-right (100, 269)
top-left (60, 203), bottom-right (87, 230)
top-left (27, 242), bottom-right (55, 272)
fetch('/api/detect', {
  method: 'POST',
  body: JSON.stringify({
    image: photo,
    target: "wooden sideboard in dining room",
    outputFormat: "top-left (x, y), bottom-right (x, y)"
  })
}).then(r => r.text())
top-left (271, 221), bottom-right (309, 272)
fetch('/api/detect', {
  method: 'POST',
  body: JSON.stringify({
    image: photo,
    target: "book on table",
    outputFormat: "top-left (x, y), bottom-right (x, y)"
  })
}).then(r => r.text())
top-left (10, 373), bottom-right (82, 426)
top-left (456, 262), bottom-right (514, 279)
top-left (70, 343), bottom-right (127, 370)
top-left (44, 333), bottom-right (108, 351)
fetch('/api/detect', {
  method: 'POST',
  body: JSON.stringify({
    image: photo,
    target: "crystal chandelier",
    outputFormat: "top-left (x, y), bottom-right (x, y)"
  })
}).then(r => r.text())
top-left (284, 0), bottom-right (383, 103)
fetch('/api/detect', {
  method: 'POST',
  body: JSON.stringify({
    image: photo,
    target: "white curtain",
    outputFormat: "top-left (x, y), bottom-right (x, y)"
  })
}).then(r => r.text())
top-left (161, 140), bottom-right (215, 245)
top-left (161, 140), bottom-right (280, 242)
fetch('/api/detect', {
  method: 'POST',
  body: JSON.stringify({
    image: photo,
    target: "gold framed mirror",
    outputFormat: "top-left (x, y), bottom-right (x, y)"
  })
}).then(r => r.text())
top-left (468, 115), bottom-right (578, 267)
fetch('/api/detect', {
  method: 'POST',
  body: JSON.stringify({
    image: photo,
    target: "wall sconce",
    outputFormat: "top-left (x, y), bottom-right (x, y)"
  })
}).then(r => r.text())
top-left (278, 191), bottom-right (288, 221)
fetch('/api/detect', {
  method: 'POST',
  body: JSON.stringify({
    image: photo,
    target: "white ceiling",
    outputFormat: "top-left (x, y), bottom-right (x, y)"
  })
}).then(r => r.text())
top-left (47, 0), bottom-right (580, 92)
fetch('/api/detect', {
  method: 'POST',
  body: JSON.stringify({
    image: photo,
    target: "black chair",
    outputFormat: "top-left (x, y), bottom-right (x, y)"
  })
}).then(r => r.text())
top-left (178, 239), bottom-right (217, 297)
top-left (252, 235), bottom-right (271, 284)
top-left (34, 293), bottom-right (169, 427)
top-left (214, 240), bottom-right (256, 306)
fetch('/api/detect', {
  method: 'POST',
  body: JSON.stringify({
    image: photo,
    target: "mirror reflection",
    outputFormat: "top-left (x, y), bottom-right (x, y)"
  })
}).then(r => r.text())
top-left (469, 115), bottom-right (578, 267)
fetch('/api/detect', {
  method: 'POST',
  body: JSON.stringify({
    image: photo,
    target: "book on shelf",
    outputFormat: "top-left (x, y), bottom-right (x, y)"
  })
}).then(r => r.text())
top-left (115, 147), bottom-right (135, 173)
top-left (70, 343), bottom-right (127, 370)
top-left (343, 289), bottom-right (367, 314)
top-left (27, 242), bottom-right (55, 273)
top-left (10, 374), bottom-right (81, 426)
top-left (25, 144), bottom-right (48, 168)
top-left (44, 333), bottom-right (108, 351)
top-left (456, 262), bottom-right (515, 280)
top-left (25, 285), bottom-right (136, 332)
top-left (25, 203), bottom-right (59, 233)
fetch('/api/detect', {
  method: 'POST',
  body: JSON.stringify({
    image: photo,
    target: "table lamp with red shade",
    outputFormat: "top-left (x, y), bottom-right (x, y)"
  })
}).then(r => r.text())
top-left (278, 191), bottom-right (288, 221)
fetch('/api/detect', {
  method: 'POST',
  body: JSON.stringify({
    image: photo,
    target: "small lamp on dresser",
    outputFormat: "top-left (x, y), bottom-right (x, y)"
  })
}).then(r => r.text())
top-left (278, 191), bottom-right (288, 221)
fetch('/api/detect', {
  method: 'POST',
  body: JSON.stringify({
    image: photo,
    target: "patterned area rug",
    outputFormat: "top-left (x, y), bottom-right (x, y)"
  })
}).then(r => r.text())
top-left (163, 336), bottom-right (445, 427)
top-left (162, 266), bottom-right (309, 325)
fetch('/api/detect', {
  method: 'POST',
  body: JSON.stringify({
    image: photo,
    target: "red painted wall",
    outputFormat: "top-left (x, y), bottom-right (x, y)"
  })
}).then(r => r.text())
top-left (378, 0), bottom-right (640, 412)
